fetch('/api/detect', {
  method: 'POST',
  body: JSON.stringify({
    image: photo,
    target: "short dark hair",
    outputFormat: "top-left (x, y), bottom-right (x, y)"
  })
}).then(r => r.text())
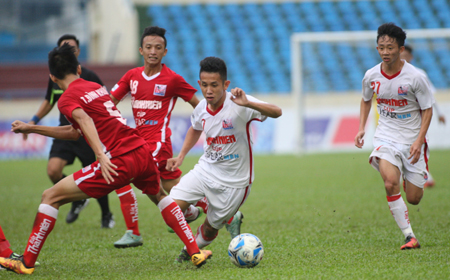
top-left (141, 26), bottom-right (167, 48)
top-left (404, 45), bottom-right (413, 54)
top-left (57, 34), bottom-right (79, 47)
top-left (377, 23), bottom-right (406, 47)
top-left (48, 43), bottom-right (79, 80)
top-left (199, 57), bottom-right (227, 83)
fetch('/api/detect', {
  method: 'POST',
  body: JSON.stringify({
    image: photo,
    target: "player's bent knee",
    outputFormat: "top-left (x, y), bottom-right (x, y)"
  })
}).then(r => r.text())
top-left (47, 168), bottom-right (63, 184)
top-left (406, 195), bottom-right (422, 205)
top-left (41, 188), bottom-right (57, 205)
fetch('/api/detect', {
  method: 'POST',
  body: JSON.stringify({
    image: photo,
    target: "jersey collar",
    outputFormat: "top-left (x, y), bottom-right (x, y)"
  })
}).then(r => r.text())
top-left (380, 63), bottom-right (402, 80)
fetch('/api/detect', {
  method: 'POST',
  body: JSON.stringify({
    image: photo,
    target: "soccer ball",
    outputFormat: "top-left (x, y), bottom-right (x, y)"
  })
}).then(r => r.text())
top-left (228, 233), bottom-right (264, 268)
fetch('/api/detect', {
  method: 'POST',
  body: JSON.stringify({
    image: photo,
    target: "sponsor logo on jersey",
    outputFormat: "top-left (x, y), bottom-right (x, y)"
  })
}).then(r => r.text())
top-left (136, 111), bottom-right (146, 118)
top-left (80, 87), bottom-right (109, 104)
top-left (223, 154), bottom-right (239, 160)
top-left (111, 84), bottom-right (119, 92)
top-left (144, 120), bottom-right (158, 125)
top-left (378, 108), bottom-right (412, 120)
top-left (154, 84), bottom-right (167, 96)
top-left (132, 100), bottom-right (162, 109)
top-left (376, 98), bottom-right (408, 107)
top-left (206, 134), bottom-right (236, 145)
top-left (397, 113), bottom-right (411, 119)
top-left (222, 119), bottom-right (234, 130)
top-left (398, 85), bottom-right (408, 95)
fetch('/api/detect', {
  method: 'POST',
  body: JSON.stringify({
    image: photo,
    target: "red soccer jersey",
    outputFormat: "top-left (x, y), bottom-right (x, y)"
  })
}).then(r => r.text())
top-left (58, 79), bottom-right (146, 157)
top-left (110, 64), bottom-right (197, 142)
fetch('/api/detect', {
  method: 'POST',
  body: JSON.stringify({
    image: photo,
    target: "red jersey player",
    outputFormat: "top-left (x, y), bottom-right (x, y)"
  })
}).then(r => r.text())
top-left (111, 26), bottom-right (199, 194)
top-left (1, 44), bottom-right (211, 275)
top-left (110, 26), bottom-right (210, 234)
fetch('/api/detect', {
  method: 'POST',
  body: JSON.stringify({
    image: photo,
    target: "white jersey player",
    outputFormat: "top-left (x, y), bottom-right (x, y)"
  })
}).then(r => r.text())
top-left (355, 23), bottom-right (434, 250)
top-left (166, 57), bottom-right (282, 263)
top-left (192, 91), bottom-right (266, 189)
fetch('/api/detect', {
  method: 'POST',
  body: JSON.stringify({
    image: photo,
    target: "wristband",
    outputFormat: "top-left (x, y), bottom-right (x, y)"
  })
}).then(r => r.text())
top-left (31, 115), bottom-right (40, 124)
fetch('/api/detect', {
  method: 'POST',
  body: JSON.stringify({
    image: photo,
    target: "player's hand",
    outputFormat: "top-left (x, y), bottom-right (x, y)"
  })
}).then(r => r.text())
top-left (408, 140), bottom-right (423, 164)
top-left (354, 131), bottom-right (365, 148)
top-left (230, 88), bottom-right (249, 106)
top-left (438, 115), bottom-right (446, 125)
top-left (22, 121), bottom-right (36, 140)
top-left (166, 157), bottom-right (183, 172)
top-left (11, 120), bottom-right (31, 134)
top-left (97, 153), bottom-right (118, 184)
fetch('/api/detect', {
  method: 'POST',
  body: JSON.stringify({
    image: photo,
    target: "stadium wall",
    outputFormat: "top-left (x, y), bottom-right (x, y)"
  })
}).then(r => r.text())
top-left (1, 93), bottom-right (449, 160)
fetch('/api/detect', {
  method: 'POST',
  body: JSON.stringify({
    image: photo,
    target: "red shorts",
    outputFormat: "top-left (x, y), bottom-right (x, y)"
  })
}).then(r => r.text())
top-left (73, 144), bottom-right (160, 199)
top-left (148, 138), bottom-right (182, 180)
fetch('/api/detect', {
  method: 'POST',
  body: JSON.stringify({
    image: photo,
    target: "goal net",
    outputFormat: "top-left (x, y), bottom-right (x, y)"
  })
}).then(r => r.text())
top-left (290, 29), bottom-right (450, 154)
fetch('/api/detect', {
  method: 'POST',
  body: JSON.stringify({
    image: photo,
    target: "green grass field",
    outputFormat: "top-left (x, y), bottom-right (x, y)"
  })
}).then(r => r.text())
top-left (0, 151), bottom-right (449, 279)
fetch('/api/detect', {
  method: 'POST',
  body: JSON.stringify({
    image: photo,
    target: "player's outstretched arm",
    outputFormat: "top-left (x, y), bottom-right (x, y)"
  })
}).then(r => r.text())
top-left (230, 88), bottom-right (282, 118)
top-left (11, 120), bottom-right (80, 140)
top-left (23, 100), bottom-right (55, 140)
top-left (188, 95), bottom-right (200, 109)
top-left (166, 127), bottom-right (202, 172)
top-left (71, 108), bottom-right (118, 184)
top-left (409, 107), bottom-right (433, 164)
top-left (355, 98), bottom-right (372, 148)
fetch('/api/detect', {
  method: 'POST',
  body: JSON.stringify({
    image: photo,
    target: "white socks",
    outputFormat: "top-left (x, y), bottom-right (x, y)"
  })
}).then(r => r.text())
top-left (387, 193), bottom-right (415, 238)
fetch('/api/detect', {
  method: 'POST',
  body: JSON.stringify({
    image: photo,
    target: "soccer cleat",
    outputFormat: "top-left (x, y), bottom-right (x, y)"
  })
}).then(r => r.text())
top-left (225, 211), bottom-right (243, 239)
top-left (114, 230), bottom-right (143, 248)
top-left (10, 253), bottom-right (39, 267)
top-left (191, 250), bottom-right (212, 268)
top-left (174, 249), bottom-right (191, 263)
top-left (401, 236), bottom-right (421, 250)
top-left (66, 199), bottom-right (90, 223)
top-left (168, 206), bottom-right (204, 233)
top-left (101, 212), bottom-right (115, 229)
top-left (0, 255), bottom-right (34, 275)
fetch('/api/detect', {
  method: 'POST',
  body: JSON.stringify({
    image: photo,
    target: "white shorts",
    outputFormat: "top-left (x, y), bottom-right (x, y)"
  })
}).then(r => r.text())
top-left (169, 167), bottom-right (251, 230)
top-left (369, 138), bottom-right (429, 187)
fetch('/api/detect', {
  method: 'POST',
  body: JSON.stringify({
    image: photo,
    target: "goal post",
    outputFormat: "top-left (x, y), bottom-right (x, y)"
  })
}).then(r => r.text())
top-left (290, 28), bottom-right (450, 154)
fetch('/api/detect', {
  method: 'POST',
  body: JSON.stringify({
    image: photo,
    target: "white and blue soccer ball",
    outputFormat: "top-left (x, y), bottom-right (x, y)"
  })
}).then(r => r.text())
top-left (228, 233), bottom-right (264, 268)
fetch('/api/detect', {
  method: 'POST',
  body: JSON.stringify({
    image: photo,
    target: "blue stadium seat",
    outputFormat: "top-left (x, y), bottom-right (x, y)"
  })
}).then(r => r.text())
top-left (0, 32), bottom-right (16, 45)
top-left (5, 1), bottom-right (450, 94)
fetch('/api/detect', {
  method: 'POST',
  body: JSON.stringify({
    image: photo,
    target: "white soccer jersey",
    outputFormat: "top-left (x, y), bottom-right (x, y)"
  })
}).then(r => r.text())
top-left (362, 61), bottom-right (435, 144)
top-left (191, 91), bottom-right (267, 188)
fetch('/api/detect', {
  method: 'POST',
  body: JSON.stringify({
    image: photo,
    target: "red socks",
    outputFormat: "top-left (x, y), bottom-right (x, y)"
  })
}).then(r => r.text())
top-left (0, 225), bottom-right (13, 258)
top-left (116, 185), bottom-right (140, 236)
top-left (158, 196), bottom-right (199, 256)
top-left (23, 204), bottom-right (58, 268)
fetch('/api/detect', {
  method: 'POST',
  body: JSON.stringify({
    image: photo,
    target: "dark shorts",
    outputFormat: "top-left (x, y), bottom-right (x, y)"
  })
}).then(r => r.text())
top-left (49, 138), bottom-right (95, 167)
top-left (73, 144), bottom-right (161, 199)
